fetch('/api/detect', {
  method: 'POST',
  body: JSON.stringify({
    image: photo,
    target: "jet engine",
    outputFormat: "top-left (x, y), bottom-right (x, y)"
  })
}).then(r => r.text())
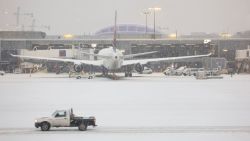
top-left (74, 64), bottom-right (83, 73)
top-left (134, 63), bottom-right (144, 73)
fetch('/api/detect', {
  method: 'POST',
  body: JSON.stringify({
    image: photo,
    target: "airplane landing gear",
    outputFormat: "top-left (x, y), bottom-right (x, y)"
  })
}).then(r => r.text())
top-left (124, 66), bottom-right (133, 77)
top-left (104, 72), bottom-right (119, 80)
top-left (76, 76), bottom-right (81, 79)
top-left (88, 75), bottom-right (94, 79)
top-left (111, 75), bottom-right (118, 80)
top-left (102, 67), bottom-right (108, 77)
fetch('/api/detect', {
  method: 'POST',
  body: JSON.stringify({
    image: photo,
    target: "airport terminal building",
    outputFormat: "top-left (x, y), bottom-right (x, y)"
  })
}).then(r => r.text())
top-left (0, 29), bottom-right (250, 73)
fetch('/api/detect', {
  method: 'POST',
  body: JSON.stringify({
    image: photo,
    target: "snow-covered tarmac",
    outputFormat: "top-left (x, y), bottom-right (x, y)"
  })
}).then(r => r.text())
top-left (0, 73), bottom-right (250, 140)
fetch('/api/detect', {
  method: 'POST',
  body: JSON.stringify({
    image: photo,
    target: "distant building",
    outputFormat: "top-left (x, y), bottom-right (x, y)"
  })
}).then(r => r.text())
top-left (234, 31), bottom-right (250, 38)
top-left (235, 48), bottom-right (250, 73)
top-left (95, 24), bottom-right (164, 39)
top-left (236, 48), bottom-right (250, 61)
top-left (181, 32), bottom-right (220, 39)
top-left (0, 31), bottom-right (46, 39)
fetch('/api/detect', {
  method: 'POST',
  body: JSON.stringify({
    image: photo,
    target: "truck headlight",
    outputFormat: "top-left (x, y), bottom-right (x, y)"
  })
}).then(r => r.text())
top-left (34, 120), bottom-right (38, 123)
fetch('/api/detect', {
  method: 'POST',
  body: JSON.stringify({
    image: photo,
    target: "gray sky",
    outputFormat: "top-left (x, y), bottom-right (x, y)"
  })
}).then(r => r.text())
top-left (0, 0), bottom-right (250, 35)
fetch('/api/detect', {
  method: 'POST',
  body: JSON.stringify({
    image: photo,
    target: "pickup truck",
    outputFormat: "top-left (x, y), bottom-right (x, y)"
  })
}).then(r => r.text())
top-left (35, 109), bottom-right (96, 131)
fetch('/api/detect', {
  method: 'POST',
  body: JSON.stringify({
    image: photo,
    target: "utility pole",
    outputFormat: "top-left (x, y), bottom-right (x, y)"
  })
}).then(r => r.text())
top-left (31, 19), bottom-right (35, 31)
top-left (142, 10), bottom-right (151, 34)
top-left (15, 7), bottom-right (20, 26)
top-left (13, 7), bottom-right (33, 27)
top-left (148, 7), bottom-right (161, 39)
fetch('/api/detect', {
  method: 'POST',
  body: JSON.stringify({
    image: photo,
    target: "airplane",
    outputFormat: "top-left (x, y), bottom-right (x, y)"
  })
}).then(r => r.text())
top-left (11, 11), bottom-right (212, 79)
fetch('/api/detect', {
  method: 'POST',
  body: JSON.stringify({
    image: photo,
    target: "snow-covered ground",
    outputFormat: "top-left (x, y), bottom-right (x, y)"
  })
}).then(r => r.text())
top-left (0, 73), bottom-right (250, 141)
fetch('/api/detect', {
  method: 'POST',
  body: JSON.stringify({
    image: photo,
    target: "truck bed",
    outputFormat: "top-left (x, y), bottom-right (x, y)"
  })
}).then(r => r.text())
top-left (70, 116), bottom-right (96, 127)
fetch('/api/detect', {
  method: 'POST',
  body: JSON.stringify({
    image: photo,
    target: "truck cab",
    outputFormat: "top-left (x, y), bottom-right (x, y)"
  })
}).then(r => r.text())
top-left (51, 110), bottom-right (71, 127)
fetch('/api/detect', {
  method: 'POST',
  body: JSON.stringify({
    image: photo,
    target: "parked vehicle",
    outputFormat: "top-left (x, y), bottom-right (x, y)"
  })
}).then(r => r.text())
top-left (163, 67), bottom-right (175, 75)
top-left (175, 66), bottom-right (186, 75)
top-left (183, 68), bottom-right (221, 76)
top-left (206, 68), bottom-right (221, 76)
top-left (34, 109), bottom-right (96, 131)
top-left (196, 69), bottom-right (223, 79)
top-left (163, 66), bottom-right (186, 76)
top-left (183, 68), bottom-right (204, 76)
top-left (139, 66), bottom-right (153, 74)
top-left (0, 71), bottom-right (5, 76)
top-left (195, 70), bottom-right (208, 79)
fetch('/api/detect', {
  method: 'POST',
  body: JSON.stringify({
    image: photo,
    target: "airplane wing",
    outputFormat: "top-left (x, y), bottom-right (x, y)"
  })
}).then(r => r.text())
top-left (10, 54), bottom-right (103, 66)
top-left (122, 53), bottom-right (212, 66)
top-left (123, 51), bottom-right (158, 59)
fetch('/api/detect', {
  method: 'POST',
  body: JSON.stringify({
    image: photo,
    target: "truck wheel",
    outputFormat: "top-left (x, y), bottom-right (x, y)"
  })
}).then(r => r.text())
top-left (78, 123), bottom-right (87, 131)
top-left (41, 122), bottom-right (50, 131)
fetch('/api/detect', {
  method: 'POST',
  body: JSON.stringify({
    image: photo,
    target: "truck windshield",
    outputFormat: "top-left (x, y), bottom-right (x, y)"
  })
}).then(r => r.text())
top-left (52, 111), bottom-right (58, 117)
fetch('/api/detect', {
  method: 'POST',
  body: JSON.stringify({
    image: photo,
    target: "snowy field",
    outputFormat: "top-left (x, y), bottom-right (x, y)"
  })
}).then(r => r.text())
top-left (0, 73), bottom-right (250, 141)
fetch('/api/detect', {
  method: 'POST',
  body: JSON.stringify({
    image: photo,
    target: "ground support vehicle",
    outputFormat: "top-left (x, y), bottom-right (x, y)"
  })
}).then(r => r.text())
top-left (35, 109), bottom-right (96, 131)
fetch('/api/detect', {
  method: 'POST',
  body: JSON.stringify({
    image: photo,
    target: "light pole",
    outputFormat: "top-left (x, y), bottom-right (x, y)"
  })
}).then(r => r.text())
top-left (13, 7), bottom-right (33, 27)
top-left (142, 10), bottom-right (151, 34)
top-left (149, 7), bottom-right (161, 39)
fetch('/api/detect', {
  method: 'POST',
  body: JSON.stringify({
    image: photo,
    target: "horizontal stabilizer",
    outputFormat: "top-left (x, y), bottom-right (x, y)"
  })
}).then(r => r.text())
top-left (80, 51), bottom-right (111, 59)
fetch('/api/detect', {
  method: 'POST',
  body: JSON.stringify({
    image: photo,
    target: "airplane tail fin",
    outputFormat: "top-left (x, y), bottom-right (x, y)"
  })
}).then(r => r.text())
top-left (113, 10), bottom-right (117, 52)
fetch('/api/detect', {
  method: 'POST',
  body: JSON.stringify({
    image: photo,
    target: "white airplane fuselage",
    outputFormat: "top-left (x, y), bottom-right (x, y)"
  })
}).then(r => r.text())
top-left (97, 47), bottom-right (124, 70)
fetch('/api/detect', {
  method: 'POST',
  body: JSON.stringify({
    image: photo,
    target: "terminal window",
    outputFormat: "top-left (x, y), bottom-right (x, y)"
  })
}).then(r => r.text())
top-left (119, 26), bottom-right (127, 31)
top-left (128, 26), bottom-right (136, 31)
top-left (59, 50), bottom-right (66, 57)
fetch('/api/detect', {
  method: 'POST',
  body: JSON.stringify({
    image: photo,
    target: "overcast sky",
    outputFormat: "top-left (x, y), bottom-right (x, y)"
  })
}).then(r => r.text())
top-left (0, 0), bottom-right (250, 35)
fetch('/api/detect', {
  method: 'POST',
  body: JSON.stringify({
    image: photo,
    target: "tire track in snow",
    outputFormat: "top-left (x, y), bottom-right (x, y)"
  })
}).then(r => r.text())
top-left (1, 126), bottom-right (250, 135)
